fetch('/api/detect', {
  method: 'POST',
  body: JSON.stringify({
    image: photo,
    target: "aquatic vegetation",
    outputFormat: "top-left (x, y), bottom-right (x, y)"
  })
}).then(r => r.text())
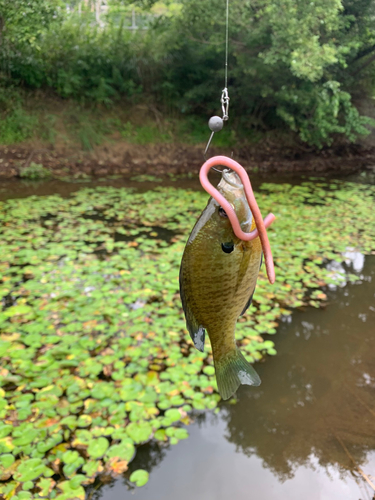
top-left (0, 181), bottom-right (374, 499)
top-left (19, 162), bottom-right (51, 180)
top-left (130, 174), bottom-right (163, 183)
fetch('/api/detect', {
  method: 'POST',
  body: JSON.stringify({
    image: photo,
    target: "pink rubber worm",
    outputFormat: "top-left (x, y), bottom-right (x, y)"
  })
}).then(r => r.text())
top-left (199, 156), bottom-right (276, 284)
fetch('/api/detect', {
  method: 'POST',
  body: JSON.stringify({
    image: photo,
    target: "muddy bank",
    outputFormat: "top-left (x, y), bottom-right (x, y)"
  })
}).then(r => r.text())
top-left (1, 140), bottom-right (375, 178)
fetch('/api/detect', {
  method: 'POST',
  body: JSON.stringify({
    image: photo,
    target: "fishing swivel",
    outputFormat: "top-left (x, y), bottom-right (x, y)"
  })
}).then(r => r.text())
top-left (221, 87), bottom-right (229, 121)
top-left (204, 88), bottom-right (230, 157)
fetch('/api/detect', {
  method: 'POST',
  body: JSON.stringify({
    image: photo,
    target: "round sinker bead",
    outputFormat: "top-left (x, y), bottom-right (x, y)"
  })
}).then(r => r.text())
top-left (208, 116), bottom-right (224, 132)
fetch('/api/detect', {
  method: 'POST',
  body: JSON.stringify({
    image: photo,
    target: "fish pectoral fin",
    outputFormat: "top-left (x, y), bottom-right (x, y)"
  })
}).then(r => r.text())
top-left (182, 300), bottom-right (206, 352)
top-left (184, 307), bottom-right (205, 352)
top-left (189, 324), bottom-right (205, 353)
top-left (179, 275), bottom-right (205, 352)
top-left (240, 290), bottom-right (254, 316)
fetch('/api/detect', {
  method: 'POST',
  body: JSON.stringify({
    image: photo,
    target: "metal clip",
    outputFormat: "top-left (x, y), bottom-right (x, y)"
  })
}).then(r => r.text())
top-left (221, 87), bottom-right (230, 121)
top-left (204, 89), bottom-right (230, 160)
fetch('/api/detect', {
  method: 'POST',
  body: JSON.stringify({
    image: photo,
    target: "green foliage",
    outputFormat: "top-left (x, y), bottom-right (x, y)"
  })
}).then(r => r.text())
top-left (276, 81), bottom-right (375, 147)
top-left (0, 106), bottom-right (37, 145)
top-left (0, 0), bottom-right (59, 49)
top-left (173, 0), bottom-right (375, 145)
top-left (0, 180), bottom-right (374, 498)
top-left (5, 18), bottom-right (141, 102)
top-left (19, 162), bottom-right (51, 180)
top-left (1, 0), bottom-right (375, 146)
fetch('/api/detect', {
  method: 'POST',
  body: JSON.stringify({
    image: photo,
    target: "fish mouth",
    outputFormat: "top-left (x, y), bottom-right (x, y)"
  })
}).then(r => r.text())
top-left (222, 169), bottom-right (242, 188)
top-left (222, 169), bottom-right (253, 229)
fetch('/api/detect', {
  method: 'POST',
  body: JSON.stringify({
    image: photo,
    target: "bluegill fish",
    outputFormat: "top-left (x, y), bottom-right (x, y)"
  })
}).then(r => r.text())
top-left (179, 169), bottom-right (262, 400)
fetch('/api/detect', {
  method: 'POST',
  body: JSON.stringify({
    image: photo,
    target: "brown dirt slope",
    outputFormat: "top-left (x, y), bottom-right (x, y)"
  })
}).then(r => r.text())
top-left (0, 140), bottom-right (374, 178)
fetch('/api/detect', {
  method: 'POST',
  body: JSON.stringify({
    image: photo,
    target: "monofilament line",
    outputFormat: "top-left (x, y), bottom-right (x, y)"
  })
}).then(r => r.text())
top-left (224, 0), bottom-right (229, 89)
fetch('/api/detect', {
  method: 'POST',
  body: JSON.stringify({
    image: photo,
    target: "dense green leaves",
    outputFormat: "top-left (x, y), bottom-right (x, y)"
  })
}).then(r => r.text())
top-left (0, 180), bottom-right (374, 498)
top-left (1, 0), bottom-right (375, 145)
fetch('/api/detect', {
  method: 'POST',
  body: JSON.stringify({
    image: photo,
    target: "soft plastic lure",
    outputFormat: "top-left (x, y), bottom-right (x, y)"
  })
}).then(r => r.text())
top-left (199, 155), bottom-right (276, 284)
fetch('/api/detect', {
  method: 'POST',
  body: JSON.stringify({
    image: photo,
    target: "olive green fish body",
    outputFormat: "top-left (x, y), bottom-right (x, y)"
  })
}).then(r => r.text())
top-left (179, 171), bottom-right (262, 400)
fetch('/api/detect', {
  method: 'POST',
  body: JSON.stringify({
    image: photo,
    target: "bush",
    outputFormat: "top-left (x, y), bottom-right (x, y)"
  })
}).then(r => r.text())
top-left (19, 162), bottom-right (51, 180)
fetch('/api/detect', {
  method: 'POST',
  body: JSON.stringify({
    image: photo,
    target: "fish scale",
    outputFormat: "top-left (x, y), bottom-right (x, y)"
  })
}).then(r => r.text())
top-left (180, 170), bottom-right (263, 400)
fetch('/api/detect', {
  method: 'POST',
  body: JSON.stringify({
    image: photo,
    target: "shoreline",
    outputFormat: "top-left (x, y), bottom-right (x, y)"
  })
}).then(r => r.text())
top-left (1, 141), bottom-right (375, 179)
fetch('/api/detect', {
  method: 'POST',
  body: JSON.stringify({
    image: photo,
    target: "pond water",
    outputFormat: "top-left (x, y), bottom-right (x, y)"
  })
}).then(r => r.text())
top-left (95, 254), bottom-right (375, 500)
top-left (1, 175), bottom-right (374, 500)
top-left (1, 168), bottom-right (373, 202)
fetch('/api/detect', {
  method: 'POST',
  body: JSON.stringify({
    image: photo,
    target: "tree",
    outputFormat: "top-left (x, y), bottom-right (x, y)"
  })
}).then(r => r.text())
top-left (168, 0), bottom-right (375, 145)
top-left (0, 0), bottom-right (60, 49)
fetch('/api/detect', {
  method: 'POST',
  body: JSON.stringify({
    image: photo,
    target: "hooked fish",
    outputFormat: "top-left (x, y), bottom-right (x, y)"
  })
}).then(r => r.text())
top-left (179, 169), bottom-right (262, 400)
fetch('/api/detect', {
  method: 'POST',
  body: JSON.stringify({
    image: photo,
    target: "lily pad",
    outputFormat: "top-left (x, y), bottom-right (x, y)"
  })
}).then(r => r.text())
top-left (14, 458), bottom-right (46, 482)
top-left (87, 437), bottom-right (109, 459)
top-left (106, 441), bottom-right (135, 462)
top-left (129, 469), bottom-right (149, 487)
top-left (126, 422), bottom-right (153, 444)
top-left (0, 454), bottom-right (15, 468)
top-left (0, 181), bottom-right (374, 496)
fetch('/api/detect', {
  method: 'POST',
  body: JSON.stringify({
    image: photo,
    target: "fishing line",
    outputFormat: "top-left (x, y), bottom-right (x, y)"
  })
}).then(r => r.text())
top-left (204, 0), bottom-right (231, 161)
top-left (224, 0), bottom-right (229, 90)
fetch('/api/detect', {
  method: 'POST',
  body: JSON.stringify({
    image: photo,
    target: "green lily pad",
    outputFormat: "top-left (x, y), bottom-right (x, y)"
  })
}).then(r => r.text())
top-left (126, 422), bottom-right (153, 444)
top-left (62, 450), bottom-right (80, 465)
top-left (174, 428), bottom-right (189, 440)
top-left (0, 454), bottom-right (15, 468)
top-left (154, 429), bottom-right (167, 441)
top-left (77, 415), bottom-right (92, 428)
top-left (82, 460), bottom-right (102, 478)
top-left (56, 480), bottom-right (85, 500)
top-left (37, 478), bottom-right (56, 497)
top-left (106, 441), bottom-right (135, 462)
top-left (4, 305), bottom-right (34, 318)
top-left (203, 366), bottom-right (215, 376)
top-left (14, 458), bottom-right (46, 482)
top-left (164, 409), bottom-right (182, 423)
top-left (69, 474), bottom-right (86, 489)
top-left (129, 469), bottom-right (149, 487)
top-left (87, 437), bottom-right (109, 459)
top-left (0, 425), bottom-right (12, 439)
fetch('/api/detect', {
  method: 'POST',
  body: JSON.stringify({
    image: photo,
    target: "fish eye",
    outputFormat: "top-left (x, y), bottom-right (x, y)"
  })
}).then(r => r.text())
top-left (221, 242), bottom-right (234, 254)
top-left (218, 207), bottom-right (228, 218)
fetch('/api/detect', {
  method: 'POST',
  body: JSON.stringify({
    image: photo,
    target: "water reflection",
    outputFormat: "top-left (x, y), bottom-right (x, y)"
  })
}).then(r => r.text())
top-left (98, 256), bottom-right (375, 500)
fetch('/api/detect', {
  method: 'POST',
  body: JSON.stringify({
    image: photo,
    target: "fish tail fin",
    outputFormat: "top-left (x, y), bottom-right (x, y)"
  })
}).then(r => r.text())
top-left (214, 348), bottom-right (261, 400)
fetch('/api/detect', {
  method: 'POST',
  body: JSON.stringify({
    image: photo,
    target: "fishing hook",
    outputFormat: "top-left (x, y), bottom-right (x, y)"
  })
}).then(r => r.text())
top-left (199, 155), bottom-right (276, 284)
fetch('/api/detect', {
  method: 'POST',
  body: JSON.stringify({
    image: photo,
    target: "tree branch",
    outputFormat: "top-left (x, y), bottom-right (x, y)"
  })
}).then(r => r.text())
top-left (354, 52), bottom-right (375, 75)
top-left (353, 43), bottom-right (375, 63)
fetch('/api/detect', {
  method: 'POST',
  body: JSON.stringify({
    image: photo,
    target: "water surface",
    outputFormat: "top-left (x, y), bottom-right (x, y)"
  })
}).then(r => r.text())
top-left (96, 255), bottom-right (375, 500)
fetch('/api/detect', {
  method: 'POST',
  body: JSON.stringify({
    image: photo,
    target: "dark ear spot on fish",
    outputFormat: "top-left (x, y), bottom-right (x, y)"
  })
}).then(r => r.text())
top-left (218, 207), bottom-right (228, 218)
top-left (221, 242), bottom-right (234, 254)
